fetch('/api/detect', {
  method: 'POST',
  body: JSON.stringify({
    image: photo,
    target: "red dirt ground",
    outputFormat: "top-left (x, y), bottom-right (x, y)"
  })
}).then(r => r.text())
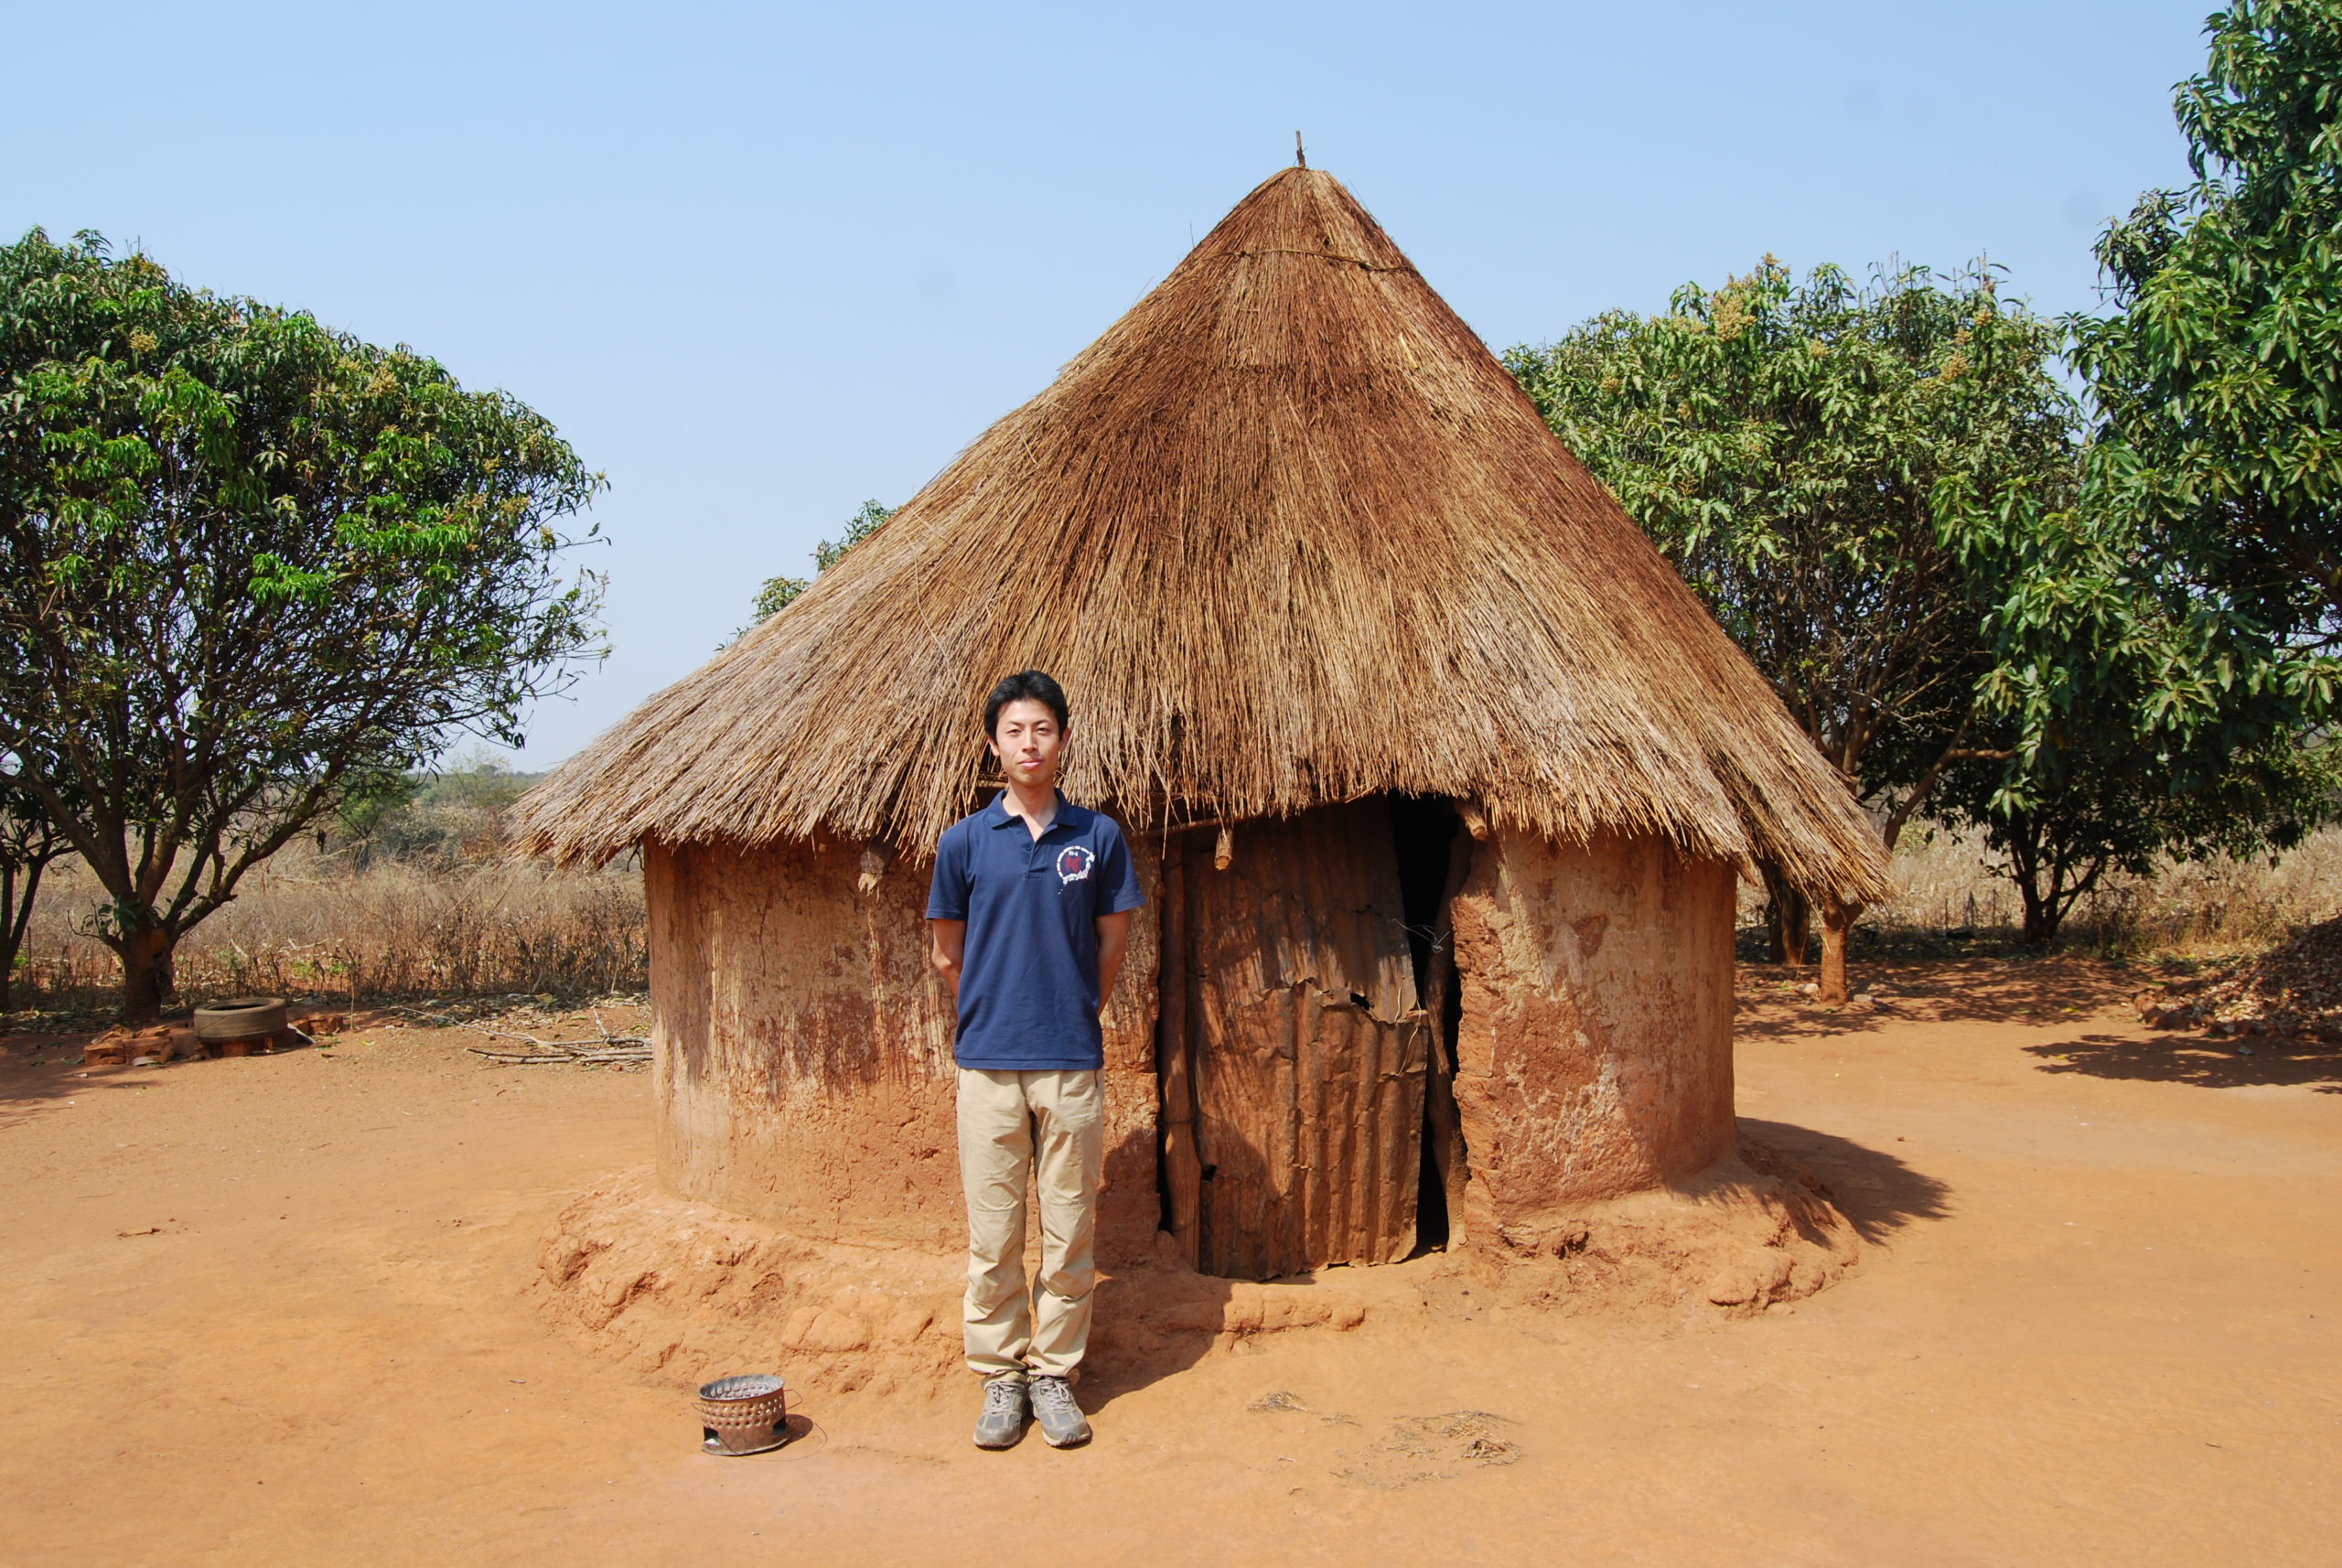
top-left (4, 958), bottom-right (2337, 1566)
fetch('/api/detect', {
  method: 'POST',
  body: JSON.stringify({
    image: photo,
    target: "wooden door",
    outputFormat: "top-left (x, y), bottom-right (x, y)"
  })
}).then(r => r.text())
top-left (1160, 800), bottom-right (1429, 1279)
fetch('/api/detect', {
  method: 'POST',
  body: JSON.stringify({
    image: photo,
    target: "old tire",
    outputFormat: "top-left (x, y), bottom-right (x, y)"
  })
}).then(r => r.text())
top-left (193, 995), bottom-right (288, 1044)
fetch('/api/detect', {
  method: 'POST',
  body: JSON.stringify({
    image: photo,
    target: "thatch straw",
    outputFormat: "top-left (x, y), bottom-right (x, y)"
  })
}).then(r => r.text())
top-left (514, 167), bottom-right (1891, 904)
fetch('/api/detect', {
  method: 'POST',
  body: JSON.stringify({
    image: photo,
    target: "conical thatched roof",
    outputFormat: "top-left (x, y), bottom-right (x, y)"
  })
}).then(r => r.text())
top-left (516, 167), bottom-right (1890, 903)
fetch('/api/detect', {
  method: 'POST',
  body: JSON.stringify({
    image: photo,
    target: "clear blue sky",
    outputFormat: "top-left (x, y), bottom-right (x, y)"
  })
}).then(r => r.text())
top-left (6, 0), bottom-right (2218, 766)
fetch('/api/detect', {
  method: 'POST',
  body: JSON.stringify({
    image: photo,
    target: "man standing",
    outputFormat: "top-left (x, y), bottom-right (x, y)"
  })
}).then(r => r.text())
top-left (927, 671), bottom-right (1141, 1450)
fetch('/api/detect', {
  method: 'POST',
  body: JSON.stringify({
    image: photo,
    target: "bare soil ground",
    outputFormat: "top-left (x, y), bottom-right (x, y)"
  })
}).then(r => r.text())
top-left (4, 958), bottom-right (2336, 1567)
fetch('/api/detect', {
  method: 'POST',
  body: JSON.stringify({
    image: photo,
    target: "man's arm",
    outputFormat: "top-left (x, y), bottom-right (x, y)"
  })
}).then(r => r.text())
top-left (929, 918), bottom-right (967, 1001)
top-left (1094, 909), bottom-right (1132, 1014)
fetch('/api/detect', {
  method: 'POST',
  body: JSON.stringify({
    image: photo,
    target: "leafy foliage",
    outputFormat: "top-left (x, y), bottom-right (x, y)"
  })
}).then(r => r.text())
top-left (1506, 259), bottom-right (2077, 868)
top-left (1938, 706), bottom-right (2337, 943)
top-left (2069, 0), bottom-right (2342, 651)
top-left (750, 573), bottom-right (810, 620)
top-left (815, 498), bottom-right (894, 574)
top-left (749, 499), bottom-right (893, 620)
top-left (1927, 0), bottom-right (2342, 932)
top-left (1510, 235), bottom-right (2342, 956)
top-left (1952, 0), bottom-right (2342, 794)
top-left (331, 769), bottom-right (423, 848)
top-left (0, 230), bottom-right (604, 1017)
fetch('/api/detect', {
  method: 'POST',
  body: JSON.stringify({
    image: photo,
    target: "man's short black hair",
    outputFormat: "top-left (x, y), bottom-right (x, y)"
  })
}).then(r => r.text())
top-left (984, 670), bottom-right (1069, 736)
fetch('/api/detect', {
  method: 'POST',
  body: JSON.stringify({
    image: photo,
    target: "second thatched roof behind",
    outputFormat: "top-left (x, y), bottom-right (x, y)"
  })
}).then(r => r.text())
top-left (515, 167), bottom-right (1891, 904)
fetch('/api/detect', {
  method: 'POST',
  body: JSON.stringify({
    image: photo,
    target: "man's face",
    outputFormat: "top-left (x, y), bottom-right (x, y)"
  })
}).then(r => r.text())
top-left (987, 698), bottom-right (1065, 790)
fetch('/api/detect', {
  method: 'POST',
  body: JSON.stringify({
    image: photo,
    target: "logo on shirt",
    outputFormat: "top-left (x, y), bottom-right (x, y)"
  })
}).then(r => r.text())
top-left (1054, 844), bottom-right (1095, 885)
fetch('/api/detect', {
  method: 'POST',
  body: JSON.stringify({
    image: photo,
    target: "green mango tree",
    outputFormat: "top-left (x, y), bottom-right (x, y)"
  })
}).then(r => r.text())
top-left (2073, 0), bottom-right (2342, 652)
top-left (1508, 259), bottom-right (2075, 997)
top-left (0, 231), bottom-right (605, 1021)
top-left (1929, 0), bottom-right (2342, 942)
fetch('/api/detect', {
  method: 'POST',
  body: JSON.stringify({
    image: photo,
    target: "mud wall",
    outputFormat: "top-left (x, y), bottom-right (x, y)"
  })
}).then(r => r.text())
top-left (1447, 828), bottom-right (1735, 1248)
top-left (644, 834), bottom-right (1162, 1264)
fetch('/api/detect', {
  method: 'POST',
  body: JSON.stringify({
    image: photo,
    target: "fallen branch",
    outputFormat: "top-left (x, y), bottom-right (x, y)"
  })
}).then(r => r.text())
top-left (458, 1015), bottom-right (651, 1066)
top-left (467, 1044), bottom-right (650, 1065)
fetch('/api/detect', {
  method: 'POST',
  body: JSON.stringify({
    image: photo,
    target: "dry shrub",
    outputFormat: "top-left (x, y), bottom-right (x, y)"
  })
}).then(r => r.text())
top-left (1862, 825), bottom-right (2018, 936)
top-left (1740, 822), bottom-right (2342, 957)
top-left (15, 843), bottom-right (645, 1014)
top-left (2067, 831), bottom-right (2342, 956)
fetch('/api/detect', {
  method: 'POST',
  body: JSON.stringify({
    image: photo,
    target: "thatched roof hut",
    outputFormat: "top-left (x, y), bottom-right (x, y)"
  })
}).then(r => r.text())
top-left (516, 166), bottom-right (1888, 1285)
top-left (520, 168), bottom-right (1884, 896)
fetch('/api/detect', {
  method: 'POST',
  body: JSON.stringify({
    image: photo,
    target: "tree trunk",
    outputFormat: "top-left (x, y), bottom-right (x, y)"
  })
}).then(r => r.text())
top-left (2017, 881), bottom-right (2058, 947)
top-left (0, 863), bottom-right (19, 1020)
top-left (1819, 899), bottom-right (1853, 1004)
top-left (1760, 865), bottom-right (1812, 965)
top-left (2005, 814), bottom-right (2060, 947)
top-left (116, 930), bottom-right (175, 1025)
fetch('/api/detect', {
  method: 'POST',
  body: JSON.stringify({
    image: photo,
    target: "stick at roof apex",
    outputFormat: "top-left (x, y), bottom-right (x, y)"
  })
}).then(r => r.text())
top-left (1295, 131), bottom-right (1305, 168)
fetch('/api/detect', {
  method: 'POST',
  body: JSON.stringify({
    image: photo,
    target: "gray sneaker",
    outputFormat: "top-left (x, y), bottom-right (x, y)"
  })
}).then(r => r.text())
top-left (972, 1374), bottom-right (1027, 1449)
top-left (1028, 1375), bottom-right (1090, 1447)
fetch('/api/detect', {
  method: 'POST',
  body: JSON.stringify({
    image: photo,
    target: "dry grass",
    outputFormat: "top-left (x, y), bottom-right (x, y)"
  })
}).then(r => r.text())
top-left (20, 811), bottom-right (2330, 1020)
top-left (1741, 821), bottom-right (2342, 958)
top-left (2094, 836), bottom-right (2342, 954)
top-left (516, 166), bottom-right (1888, 907)
top-left (11, 844), bottom-right (645, 1017)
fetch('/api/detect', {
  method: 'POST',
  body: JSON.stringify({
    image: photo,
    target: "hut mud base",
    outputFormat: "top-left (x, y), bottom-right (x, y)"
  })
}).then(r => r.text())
top-left (1467, 1134), bottom-right (1863, 1317)
top-left (532, 1136), bottom-right (1858, 1398)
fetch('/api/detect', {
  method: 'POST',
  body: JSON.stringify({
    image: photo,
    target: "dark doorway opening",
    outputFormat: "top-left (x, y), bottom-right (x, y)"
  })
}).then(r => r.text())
top-left (1389, 795), bottom-right (1455, 1001)
top-left (1387, 794), bottom-right (1468, 1253)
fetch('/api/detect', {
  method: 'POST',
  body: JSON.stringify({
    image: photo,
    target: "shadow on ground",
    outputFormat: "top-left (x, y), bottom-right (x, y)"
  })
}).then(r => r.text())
top-left (1737, 1117), bottom-right (1952, 1243)
top-left (2028, 1031), bottom-right (2342, 1092)
top-left (1736, 956), bottom-right (2153, 1041)
top-left (1083, 1272), bottom-right (1236, 1409)
top-left (0, 1034), bottom-right (175, 1129)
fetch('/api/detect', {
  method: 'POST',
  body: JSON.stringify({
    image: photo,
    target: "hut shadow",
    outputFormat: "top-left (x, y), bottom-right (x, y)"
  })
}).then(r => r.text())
top-left (1736, 1117), bottom-right (1952, 1243)
top-left (2025, 1032), bottom-right (2342, 1092)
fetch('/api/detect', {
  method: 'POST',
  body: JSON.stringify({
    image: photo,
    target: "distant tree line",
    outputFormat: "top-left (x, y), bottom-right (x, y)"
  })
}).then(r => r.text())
top-left (327, 755), bottom-right (550, 870)
top-left (1506, 0), bottom-right (2342, 994)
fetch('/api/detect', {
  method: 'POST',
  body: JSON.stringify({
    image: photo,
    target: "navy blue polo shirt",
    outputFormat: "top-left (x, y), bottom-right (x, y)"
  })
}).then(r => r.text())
top-left (925, 793), bottom-right (1144, 1070)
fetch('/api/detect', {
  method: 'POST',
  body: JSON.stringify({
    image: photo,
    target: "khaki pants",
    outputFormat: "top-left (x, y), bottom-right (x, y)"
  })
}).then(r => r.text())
top-left (956, 1067), bottom-right (1102, 1380)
